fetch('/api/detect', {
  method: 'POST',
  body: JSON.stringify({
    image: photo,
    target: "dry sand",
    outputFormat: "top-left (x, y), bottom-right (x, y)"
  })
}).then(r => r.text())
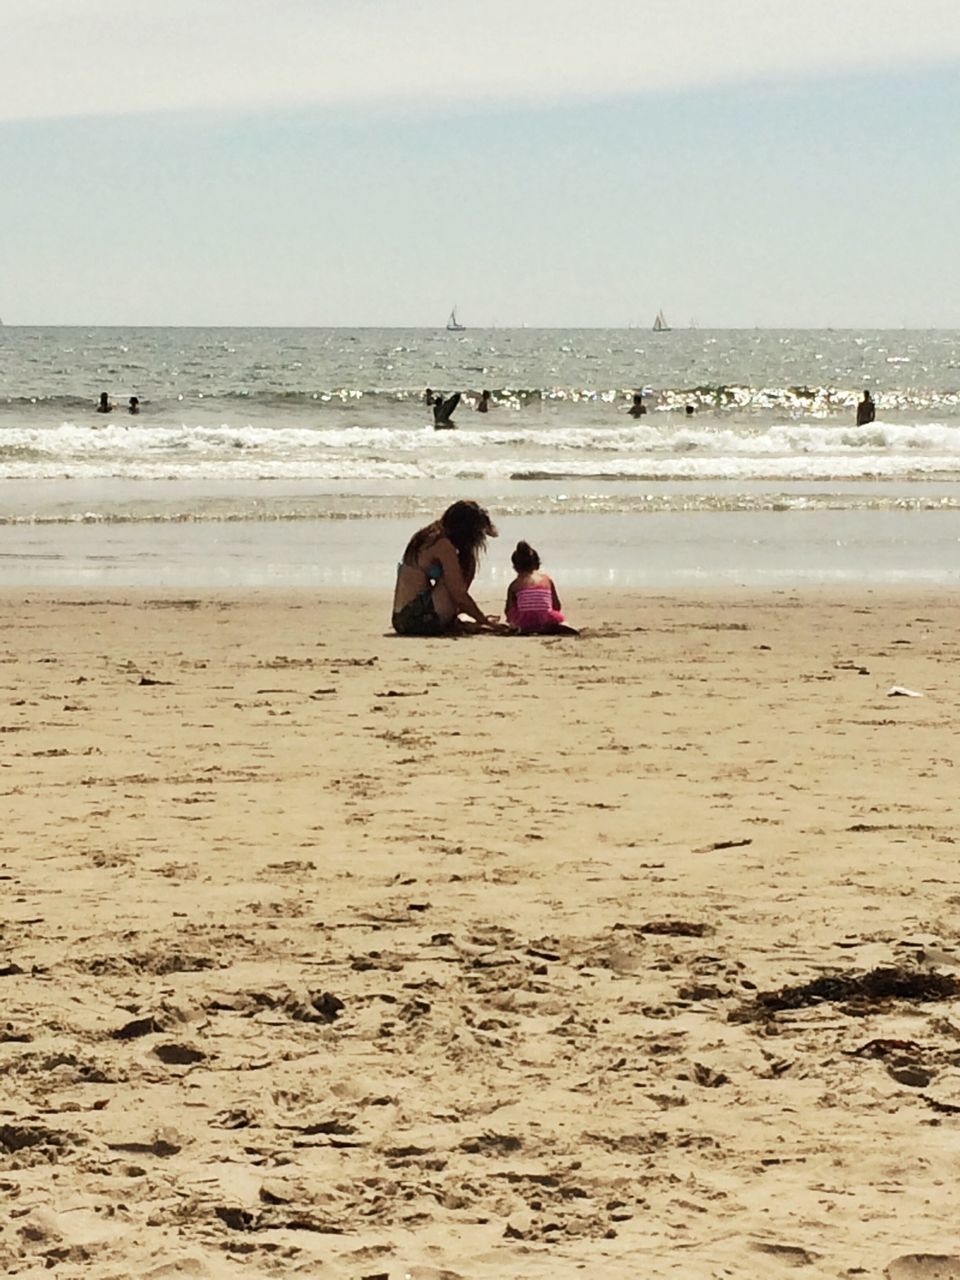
top-left (2, 588), bottom-right (959, 1279)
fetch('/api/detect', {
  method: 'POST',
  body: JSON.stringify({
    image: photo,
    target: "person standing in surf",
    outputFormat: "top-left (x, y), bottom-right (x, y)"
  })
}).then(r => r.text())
top-left (856, 390), bottom-right (876, 426)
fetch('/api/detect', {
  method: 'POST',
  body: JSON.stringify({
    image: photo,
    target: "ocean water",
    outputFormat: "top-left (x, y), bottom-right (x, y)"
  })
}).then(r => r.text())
top-left (3, 326), bottom-right (960, 514)
top-left (2, 326), bottom-right (959, 586)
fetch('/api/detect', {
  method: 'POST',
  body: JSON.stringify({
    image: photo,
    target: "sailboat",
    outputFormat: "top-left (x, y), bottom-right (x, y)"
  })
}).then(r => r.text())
top-left (446, 306), bottom-right (466, 332)
top-left (653, 309), bottom-right (671, 333)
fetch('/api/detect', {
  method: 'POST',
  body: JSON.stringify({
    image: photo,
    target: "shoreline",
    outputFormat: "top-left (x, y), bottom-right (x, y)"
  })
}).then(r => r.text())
top-left (0, 582), bottom-right (955, 605)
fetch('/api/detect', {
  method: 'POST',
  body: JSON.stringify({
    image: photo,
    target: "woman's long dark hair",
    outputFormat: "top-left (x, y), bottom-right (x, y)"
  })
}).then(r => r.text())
top-left (402, 500), bottom-right (498, 585)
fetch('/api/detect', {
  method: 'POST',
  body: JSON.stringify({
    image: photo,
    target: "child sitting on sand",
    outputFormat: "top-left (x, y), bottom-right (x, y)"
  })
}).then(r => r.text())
top-left (504, 541), bottom-right (577, 634)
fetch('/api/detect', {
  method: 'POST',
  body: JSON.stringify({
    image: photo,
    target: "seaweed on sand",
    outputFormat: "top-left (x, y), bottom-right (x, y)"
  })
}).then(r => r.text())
top-left (732, 966), bottom-right (960, 1021)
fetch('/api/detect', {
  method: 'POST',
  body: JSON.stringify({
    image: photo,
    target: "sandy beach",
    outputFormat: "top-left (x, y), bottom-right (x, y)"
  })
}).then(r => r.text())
top-left (2, 587), bottom-right (959, 1279)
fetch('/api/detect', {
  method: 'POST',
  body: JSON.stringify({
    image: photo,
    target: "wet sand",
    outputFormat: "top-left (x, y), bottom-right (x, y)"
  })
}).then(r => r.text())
top-left (3, 507), bottom-right (960, 591)
top-left (2, 588), bottom-right (959, 1278)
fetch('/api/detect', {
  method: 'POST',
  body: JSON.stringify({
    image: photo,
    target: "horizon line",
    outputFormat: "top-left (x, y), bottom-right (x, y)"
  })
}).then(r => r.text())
top-left (3, 323), bottom-right (959, 333)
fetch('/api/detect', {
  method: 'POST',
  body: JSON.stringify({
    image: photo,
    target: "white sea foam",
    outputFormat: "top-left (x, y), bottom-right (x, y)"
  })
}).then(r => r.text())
top-left (4, 448), bottom-right (960, 484)
top-left (3, 417), bottom-right (960, 464)
top-left (3, 416), bottom-right (960, 490)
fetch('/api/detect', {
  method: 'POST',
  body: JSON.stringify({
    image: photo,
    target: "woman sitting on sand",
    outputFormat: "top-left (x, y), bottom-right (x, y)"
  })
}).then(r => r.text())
top-left (392, 500), bottom-right (502, 636)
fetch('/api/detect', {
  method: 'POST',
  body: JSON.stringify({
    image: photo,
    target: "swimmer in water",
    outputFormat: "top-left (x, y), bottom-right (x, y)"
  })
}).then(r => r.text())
top-left (433, 392), bottom-right (460, 430)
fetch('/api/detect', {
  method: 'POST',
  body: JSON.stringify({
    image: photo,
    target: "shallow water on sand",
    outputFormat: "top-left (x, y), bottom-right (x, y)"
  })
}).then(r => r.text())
top-left (1, 509), bottom-right (958, 590)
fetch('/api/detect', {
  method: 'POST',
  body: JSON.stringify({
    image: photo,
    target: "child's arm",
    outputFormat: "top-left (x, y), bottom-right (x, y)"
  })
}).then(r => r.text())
top-left (504, 579), bottom-right (517, 620)
top-left (549, 576), bottom-right (562, 611)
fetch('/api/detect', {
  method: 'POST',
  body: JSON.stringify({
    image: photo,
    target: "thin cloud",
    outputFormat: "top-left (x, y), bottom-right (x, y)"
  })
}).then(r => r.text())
top-left (4, 0), bottom-right (959, 123)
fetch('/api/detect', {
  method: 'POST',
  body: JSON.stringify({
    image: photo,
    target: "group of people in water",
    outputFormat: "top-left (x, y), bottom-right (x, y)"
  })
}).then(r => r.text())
top-left (392, 500), bottom-right (576, 638)
top-left (428, 387), bottom-right (699, 428)
top-left (97, 391), bottom-right (139, 414)
top-left (95, 386), bottom-right (877, 427)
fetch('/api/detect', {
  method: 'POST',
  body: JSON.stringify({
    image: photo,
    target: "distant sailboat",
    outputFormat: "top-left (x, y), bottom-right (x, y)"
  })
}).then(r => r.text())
top-left (446, 306), bottom-right (466, 332)
top-left (653, 309), bottom-right (671, 333)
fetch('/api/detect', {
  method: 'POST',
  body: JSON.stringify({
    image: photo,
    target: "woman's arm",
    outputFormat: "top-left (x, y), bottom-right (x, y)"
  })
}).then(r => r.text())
top-left (434, 538), bottom-right (496, 626)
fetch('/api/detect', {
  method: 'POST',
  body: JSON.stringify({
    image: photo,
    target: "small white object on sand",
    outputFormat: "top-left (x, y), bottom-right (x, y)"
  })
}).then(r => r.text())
top-left (887, 685), bottom-right (923, 697)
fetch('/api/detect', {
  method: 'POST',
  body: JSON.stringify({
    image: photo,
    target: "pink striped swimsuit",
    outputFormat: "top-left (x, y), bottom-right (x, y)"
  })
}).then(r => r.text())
top-left (507, 584), bottom-right (565, 632)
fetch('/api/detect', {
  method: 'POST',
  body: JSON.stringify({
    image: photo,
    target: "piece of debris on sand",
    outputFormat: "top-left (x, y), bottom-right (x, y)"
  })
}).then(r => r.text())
top-left (731, 966), bottom-right (960, 1021)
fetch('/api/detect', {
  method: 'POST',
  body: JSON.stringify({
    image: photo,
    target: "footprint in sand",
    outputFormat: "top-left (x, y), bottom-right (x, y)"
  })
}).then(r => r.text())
top-left (886, 1258), bottom-right (960, 1280)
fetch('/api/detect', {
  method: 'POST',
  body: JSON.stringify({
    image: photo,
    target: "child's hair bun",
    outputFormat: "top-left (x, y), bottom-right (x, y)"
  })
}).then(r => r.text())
top-left (511, 540), bottom-right (541, 572)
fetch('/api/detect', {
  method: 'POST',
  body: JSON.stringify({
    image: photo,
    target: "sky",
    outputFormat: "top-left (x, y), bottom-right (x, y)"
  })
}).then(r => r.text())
top-left (2, 0), bottom-right (959, 328)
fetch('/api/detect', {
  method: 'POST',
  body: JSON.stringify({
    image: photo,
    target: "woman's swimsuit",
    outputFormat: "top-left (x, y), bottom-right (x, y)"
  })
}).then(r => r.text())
top-left (392, 561), bottom-right (447, 636)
